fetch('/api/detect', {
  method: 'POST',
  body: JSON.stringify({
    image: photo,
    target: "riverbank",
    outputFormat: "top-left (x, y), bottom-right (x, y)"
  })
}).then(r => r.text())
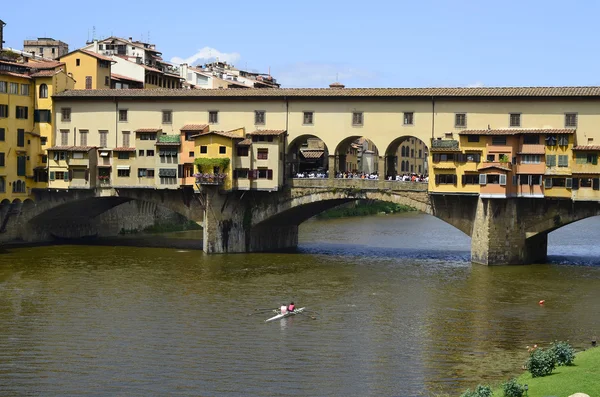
top-left (316, 200), bottom-right (416, 219)
top-left (489, 347), bottom-right (600, 397)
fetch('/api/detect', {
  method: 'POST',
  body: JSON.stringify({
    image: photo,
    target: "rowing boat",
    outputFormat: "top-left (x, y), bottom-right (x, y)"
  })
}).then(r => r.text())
top-left (265, 307), bottom-right (305, 322)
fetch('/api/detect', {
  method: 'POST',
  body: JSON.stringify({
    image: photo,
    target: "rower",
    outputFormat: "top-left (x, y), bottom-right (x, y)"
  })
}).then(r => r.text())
top-left (287, 302), bottom-right (295, 313)
top-left (280, 304), bottom-right (288, 315)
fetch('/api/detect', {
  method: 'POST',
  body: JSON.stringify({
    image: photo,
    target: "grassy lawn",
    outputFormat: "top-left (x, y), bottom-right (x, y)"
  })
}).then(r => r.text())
top-left (491, 347), bottom-right (600, 397)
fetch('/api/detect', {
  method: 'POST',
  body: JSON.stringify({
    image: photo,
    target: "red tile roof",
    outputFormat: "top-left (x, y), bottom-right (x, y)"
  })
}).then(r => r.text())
top-left (112, 147), bottom-right (136, 152)
top-left (79, 49), bottom-right (114, 62)
top-left (301, 150), bottom-right (324, 159)
top-left (478, 163), bottom-right (512, 172)
top-left (237, 138), bottom-right (253, 146)
top-left (190, 131), bottom-right (244, 139)
top-left (247, 129), bottom-right (286, 136)
top-left (134, 128), bottom-right (162, 133)
top-left (0, 70), bottom-right (31, 79)
top-left (29, 61), bottom-right (64, 69)
top-left (573, 145), bottom-right (600, 151)
top-left (48, 146), bottom-right (95, 152)
top-left (459, 129), bottom-right (574, 135)
top-left (30, 69), bottom-right (62, 77)
top-left (180, 124), bottom-right (209, 132)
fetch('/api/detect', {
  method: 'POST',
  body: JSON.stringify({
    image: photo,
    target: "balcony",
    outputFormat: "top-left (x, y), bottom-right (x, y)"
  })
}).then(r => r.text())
top-left (431, 139), bottom-right (459, 150)
top-left (195, 173), bottom-right (226, 185)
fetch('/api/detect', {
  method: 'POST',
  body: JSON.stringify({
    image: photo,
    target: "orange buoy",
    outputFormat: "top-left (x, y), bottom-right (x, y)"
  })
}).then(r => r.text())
top-left (539, 300), bottom-right (545, 305)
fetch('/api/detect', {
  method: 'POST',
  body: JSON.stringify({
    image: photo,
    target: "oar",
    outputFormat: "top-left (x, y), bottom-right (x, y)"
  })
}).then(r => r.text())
top-left (297, 311), bottom-right (317, 320)
top-left (254, 308), bottom-right (278, 311)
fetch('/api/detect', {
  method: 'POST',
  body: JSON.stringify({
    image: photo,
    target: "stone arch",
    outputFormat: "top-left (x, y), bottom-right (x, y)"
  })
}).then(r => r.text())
top-left (287, 134), bottom-right (330, 177)
top-left (384, 135), bottom-right (430, 178)
top-left (333, 136), bottom-right (381, 176)
top-left (21, 199), bottom-right (35, 212)
top-left (12, 198), bottom-right (22, 204)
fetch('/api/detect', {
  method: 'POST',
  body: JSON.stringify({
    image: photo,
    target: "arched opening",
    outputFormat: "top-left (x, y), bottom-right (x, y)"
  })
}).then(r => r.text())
top-left (333, 136), bottom-right (380, 177)
top-left (384, 136), bottom-right (429, 179)
top-left (287, 134), bottom-right (330, 178)
top-left (22, 199), bottom-right (35, 212)
top-left (11, 198), bottom-right (22, 204)
top-left (39, 83), bottom-right (48, 98)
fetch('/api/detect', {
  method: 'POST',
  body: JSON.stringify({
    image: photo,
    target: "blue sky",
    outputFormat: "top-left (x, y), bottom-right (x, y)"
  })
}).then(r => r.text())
top-left (2, 0), bottom-right (599, 88)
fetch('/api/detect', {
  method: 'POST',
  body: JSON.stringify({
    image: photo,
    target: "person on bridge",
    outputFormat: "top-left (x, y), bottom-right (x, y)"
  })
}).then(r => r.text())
top-left (280, 304), bottom-right (288, 315)
top-left (287, 302), bottom-right (295, 313)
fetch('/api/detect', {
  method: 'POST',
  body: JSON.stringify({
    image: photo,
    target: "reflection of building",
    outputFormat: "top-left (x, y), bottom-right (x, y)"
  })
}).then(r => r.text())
top-left (23, 38), bottom-right (69, 60)
top-left (397, 138), bottom-right (428, 175)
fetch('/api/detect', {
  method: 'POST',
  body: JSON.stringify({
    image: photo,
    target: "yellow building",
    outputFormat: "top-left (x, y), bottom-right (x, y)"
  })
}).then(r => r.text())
top-left (58, 49), bottom-right (113, 90)
top-left (193, 130), bottom-right (242, 191)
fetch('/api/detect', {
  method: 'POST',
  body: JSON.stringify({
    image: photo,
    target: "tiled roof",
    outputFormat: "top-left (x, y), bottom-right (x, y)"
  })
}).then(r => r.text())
top-left (430, 147), bottom-right (462, 152)
top-left (111, 73), bottom-right (144, 83)
top-left (190, 131), bottom-right (244, 139)
top-left (134, 128), bottom-right (162, 133)
top-left (29, 61), bottom-right (63, 69)
top-left (79, 49), bottom-right (114, 62)
top-left (301, 150), bottom-right (324, 159)
top-left (180, 124), bottom-right (209, 132)
top-left (459, 129), bottom-right (574, 135)
top-left (47, 146), bottom-right (95, 152)
top-left (53, 86), bottom-right (600, 99)
top-left (29, 69), bottom-right (61, 77)
top-left (573, 145), bottom-right (600, 151)
top-left (112, 147), bottom-right (136, 152)
top-left (26, 131), bottom-right (41, 137)
top-left (247, 129), bottom-right (286, 136)
top-left (0, 70), bottom-right (31, 79)
top-left (237, 138), bottom-right (252, 146)
top-left (478, 163), bottom-right (512, 172)
top-left (517, 145), bottom-right (546, 154)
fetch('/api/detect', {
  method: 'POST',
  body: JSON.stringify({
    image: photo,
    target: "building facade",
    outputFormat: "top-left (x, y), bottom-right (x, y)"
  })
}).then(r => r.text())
top-left (23, 38), bottom-right (69, 60)
top-left (58, 49), bottom-right (113, 90)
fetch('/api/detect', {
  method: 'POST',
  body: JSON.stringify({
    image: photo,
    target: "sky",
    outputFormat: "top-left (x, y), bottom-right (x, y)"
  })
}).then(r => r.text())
top-left (2, 0), bottom-right (600, 88)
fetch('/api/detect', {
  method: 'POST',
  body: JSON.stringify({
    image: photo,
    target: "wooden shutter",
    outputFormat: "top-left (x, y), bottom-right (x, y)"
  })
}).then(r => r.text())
top-left (479, 174), bottom-right (487, 185)
top-left (232, 170), bottom-right (237, 179)
top-left (434, 174), bottom-right (440, 184)
top-left (594, 178), bottom-right (600, 191)
top-left (267, 169), bottom-right (273, 180)
top-left (593, 155), bottom-right (598, 165)
top-left (433, 154), bottom-right (440, 162)
top-left (85, 169), bottom-right (89, 181)
top-left (528, 175), bottom-right (533, 186)
top-left (566, 178), bottom-right (573, 189)
top-left (177, 165), bottom-right (183, 178)
top-left (248, 170), bottom-right (254, 180)
top-left (64, 171), bottom-right (70, 181)
top-left (461, 175), bottom-right (466, 185)
top-left (545, 178), bottom-right (552, 188)
top-left (512, 175), bottom-right (518, 185)
top-left (49, 171), bottom-right (55, 181)
top-left (499, 174), bottom-right (507, 186)
top-left (572, 178), bottom-right (579, 190)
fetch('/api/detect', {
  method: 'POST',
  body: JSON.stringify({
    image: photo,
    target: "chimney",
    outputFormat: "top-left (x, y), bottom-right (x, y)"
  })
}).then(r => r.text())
top-left (181, 63), bottom-right (188, 79)
top-left (93, 39), bottom-right (99, 53)
top-left (329, 82), bottom-right (345, 88)
top-left (129, 37), bottom-right (133, 42)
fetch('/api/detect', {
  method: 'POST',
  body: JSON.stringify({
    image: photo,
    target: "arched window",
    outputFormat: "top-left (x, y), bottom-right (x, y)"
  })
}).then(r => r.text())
top-left (39, 84), bottom-right (48, 98)
top-left (401, 147), bottom-right (405, 157)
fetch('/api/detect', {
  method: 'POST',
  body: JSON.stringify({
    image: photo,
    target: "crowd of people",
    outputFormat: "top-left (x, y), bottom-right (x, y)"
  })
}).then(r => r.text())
top-left (293, 171), bottom-right (428, 182)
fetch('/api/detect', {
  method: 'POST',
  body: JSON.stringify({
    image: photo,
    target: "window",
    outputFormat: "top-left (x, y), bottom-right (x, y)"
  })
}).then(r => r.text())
top-left (403, 112), bottom-right (414, 125)
top-left (20, 84), bottom-right (30, 96)
top-left (122, 131), bottom-right (130, 147)
top-left (547, 178), bottom-right (567, 188)
top-left (466, 153), bottom-right (481, 162)
top-left (209, 111), bottom-right (218, 124)
top-left (16, 106), bottom-right (28, 119)
top-left (9, 82), bottom-right (19, 94)
top-left (140, 133), bottom-right (157, 141)
top-left (118, 152), bottom-right (130, 160)
top-left (303, 111), bottom-right (314, 125)
top-left (61, 108), bottom-right (71, 121)
top-left (99, 131), bottom-right (108, 147)
top-left (419, 149), bottom-right (422, 158)
top-left (0, 152), bottom-right (4, 166)
top-left (255, 110), bottom-right (265, 125)
top-left (257, 168), bottom-right (272, 179)
top-left (39, 84), bottom-right (48, 98)
top-left (462, 174), bottom-right (479, 184)
top-left (118, 169), bottom-right (130, 177)
top-left (435, 174), bottom-right (457, 184)
top-left (521, 154), bottom-right (541, 164)
top-left (0, 81), bottom-right (6, 93)
top-left (17, 155), bottom-right (26, 176)
top-left (147, 169), bottom-right (155, 177)
top-left (486, 174), bottom-right (500, 184)
top-left (79, 130), bottom-right (88, 146)
top-left (139, 150), bottom-right (144, 157)
top-left (558, 155), bottom-right (569, 167)
top-left (523, 135), bottom-right (539, 144)
top-left (17, 129), bottom-right (25, 147)
top-left (200, 146), bottom-right (208, 154)
top-left (41, 137), bottom-right (47, 145)
top-left (546, 155), bottom-right (556, 167)
top-left (105, 76), bottom-right (109, 86)
top-left (352, 112), bottom-right (363, 126)
top-left (162, 110), bottom-right (172, 124)
top-left (85, 76), bottom-right (92, 89)
top-left (519, 175), bottom-right (541, 186)
top-left (251, 135), bottom-right (273, 143)
top-left (54, 171), bottom-right (65, 181)
top-left (119, 109), bottom-right (128, 122)
top-left (455, 113), bottom-right (466, 127)
top-left (509, 113), bottom-right (521, 127)
top-left (60, 129), bottom-right (69, 146)
top-left (237, 146), bottom-right (249, 156)
top-left (0, 105), bottom-right (7, 118)
top-left (53, 151), bottom-right (66, 161)
top-left (545, 135), bottom-right (557, 146)
top-left (0, 128), bottom-right (4, 141)
top-left (565, 113), bottom-right (577, 128)
top-left (34, 109), bottom-right (51, 123)
top-left (257, 148), bottom-right (268, 159)
top-left (138, 168), bottom-right (148, 177)
top-left (76, 59), bottom-right (81, 66)
top-left (0, 177), bottom-right (4, 193)
top-left (188, 151), bottom-right (194, 158)
top-left (146, 150), bottom-right (155, 157)
top-left (558, 135), bottom-right (569, 146)
top-left (487, 154), bottom-right (495, 162)
top-left (184, 132), bottom-right (195, 141)
top-left (219, 146), bottom-right (226, 154)
top-left (234, 169), bottom-right (249, 179)
top-left (491, 136), bottom-right (506, 145)
top-left (411, 149), bottom-right (415, 158)
top-left (580, 178), bottom-right (593, 188)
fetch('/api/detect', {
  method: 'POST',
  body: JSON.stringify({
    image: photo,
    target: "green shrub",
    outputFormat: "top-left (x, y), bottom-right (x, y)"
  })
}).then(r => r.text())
top-left (526, 347), bottom-right (556, 377)
top-left (550, 340), bottom-right (575, 366)
top-left (460, 385), bottom-right (493, 397)
top-left (502, 377), bottom-right (524, 397)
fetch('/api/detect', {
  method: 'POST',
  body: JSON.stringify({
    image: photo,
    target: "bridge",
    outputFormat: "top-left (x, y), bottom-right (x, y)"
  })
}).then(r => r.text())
top-left (2, 178), bottom-right (600, 265)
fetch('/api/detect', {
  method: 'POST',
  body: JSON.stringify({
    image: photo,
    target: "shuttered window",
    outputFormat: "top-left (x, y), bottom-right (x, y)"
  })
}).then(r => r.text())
top-left (17, 156), bottom-right (26, 176)
top-left (558, 135), bottom-right (569, 145)
top-left (546, 155), bottom-right (556, 167)
top-left (17, 129), bottom-right (25, 147)
top-left (558, 155), bottom-right (569, 167)
top-left (0, 152), bottom-right (5, 166)
top-left (479, 174), bottom-right (487, 185)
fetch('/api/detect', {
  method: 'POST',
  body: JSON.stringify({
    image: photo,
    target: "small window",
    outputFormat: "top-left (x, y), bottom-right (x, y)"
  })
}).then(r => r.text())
top-left (85, 76), bottom-right (92, 89)
top-left (16, 106), bottom-right (29, 119)
top-left (79, 130), bottom-right (88, 146)
top-left (146, 150), bottom-right (155, 157)
top-left (76, 59), bottom-right (81, 66)
top-left (255, 110), bottom-right (265, 125)
top-left (352, 112), bottom-right (363, 126)
top-left (21, 84), bottom-right (30, 96)
top-left (558, 135), bottom-right (569, 146)
top-left (523, 135), bottom-right (539, 144)
top-left (487, 154), bottom-right (495, 162)
top-left (200, 146), bottom-right (208, 154)
top-left (546, 154), bottom-right (556, 167)
top-left (565, 113), bottom-right (577, 128)
top-left (118, 152), bottom-right (130, 160)
top-left (303, 111), bottom-right (314, 125)
top-left (491, 136), bottom-right (507, 145)
top-left (39, 84), bottom-right (48, 98)
top-left (509, 113), bottom-right (521, 127)
top-left (209, 111), bottom-right (219, 124)
top-left (545, 135), bottom-right (557, 146)
top-left (119, 109), bottom-right (128, 122)
top-left (237, 146), bottom-right (249, 156)
top-left (0, 128), bottom-right (5, 141)
top-left (257, 148), bottom-right (268, 160)
top-left (218, 146), bottom-right (226, 154)
top-left (162, 110), bottom-right (172, 124)
top-left (467, 135), bottom-right (479, 143)
top-left (61, 108), bottom-right (71, 121)
top-left (118, 169), bottom-right (130, 177)
top-left (455, 113), bottom-right (466, 127)
top-left (403, 112), bottom-right (414, 125)
top-left (189, 151), bottom-right (194, 157)
top-left (0, 105), bottom-right (7, 118)
top-left (105, 76), bottom-right (109, 86)
top-left (558, 155), bottom-right (569, 167)
top-left (9, 82), bottom-right (19, 94)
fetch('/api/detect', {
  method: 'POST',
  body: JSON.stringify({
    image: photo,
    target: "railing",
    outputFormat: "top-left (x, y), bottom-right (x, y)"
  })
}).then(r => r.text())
top-left (289, 178), bottom-right (428, 192)
top-left (98, 177), bottom-right (111, 187)
top-left (431, 139), bottom-right (459, 149)
top-left (195, 173), bottom-right (226, 185)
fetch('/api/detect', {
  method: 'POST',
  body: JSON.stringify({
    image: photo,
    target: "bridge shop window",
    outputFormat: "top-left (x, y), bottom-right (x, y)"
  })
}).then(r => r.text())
top-left (303, 111), bottom-right (314, 125)
top-left (146, 150), bottom-right (154, 157)
top-left (233, 168), bottom-right (249, 179)
top-left (565, 113), bottom-right (577, 128)
top-left (252, 135), bottom-right (273, 142)
top-left (257, 148), bottom-right (268, 160)
top-left (237, 147), bottom-right (249, 157)
top-left (509, 113), bottom-right (521, 127)
top-left (219, 146), bottom-right (226, 154)
top-left (558, 135), bottom-right (569, 146)
top-left (140, 133), bottom-right (157, 141)
top-left (523, 135), bottom-right (539, 144)
top-left (0, 105), bottom-right (8, 118)
top-left (486, 154), bottom-right (495, 162)
top-left (53, 151), bottom-right (66, 161)
top-left (117, 152), bottom-right (130, 160)
top-left (0, 176), bottom-right (5, 193)
top-left (579, 178), bottom-right (596, 188)
top-left (256, 168), bottom-right (273, 179)
top-left (558, 155), bottom-right (569, 167)
top-left (118, 168), bottom-right (131, 177)
top-left (435, 174), bottom-right (457, 185)
top-left (575, 153), bottom-right (598, 165)
top-left (461, 174), bottom-right (479, 185)
top-left (432, 153), bottom-right (455, 162)
top-left (519, 175), bottom-right (542, 185)
top-left (466, 135), bottom-right (480, 142)
top-left (521, 154), bottom-right (541, 164)
top-left (352, 112), bottom-right (363, 126)
top-left (403, 112), bottom-right (414, 125)
top-left (491, 136), bottom-right (507, 145)
top-left (465, 153), bottom-right (480, 162)
top-left (545, 135), bottom-right (557, 146)
top-left (545, 177), bottom-right (570, 188)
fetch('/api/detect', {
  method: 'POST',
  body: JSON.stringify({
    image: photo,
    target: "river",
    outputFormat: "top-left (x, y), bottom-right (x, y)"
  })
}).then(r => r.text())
top-left (1, 212), bottom-right (600, 396)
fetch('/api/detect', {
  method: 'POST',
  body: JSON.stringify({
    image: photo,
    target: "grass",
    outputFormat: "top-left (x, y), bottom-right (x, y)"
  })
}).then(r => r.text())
top-left (491, 347), bottom-right (600, 397)
top-left (316, 200), bottom-right (416, 219)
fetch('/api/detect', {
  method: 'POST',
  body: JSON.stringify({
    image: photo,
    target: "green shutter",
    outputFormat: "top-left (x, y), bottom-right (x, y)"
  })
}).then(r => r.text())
top-left (64, 171), bottom-right (69, 181)
top-left (49, 171), bottom-right (55, 181)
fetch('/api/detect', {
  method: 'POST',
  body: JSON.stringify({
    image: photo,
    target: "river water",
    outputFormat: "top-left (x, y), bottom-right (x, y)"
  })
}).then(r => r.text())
top-left (1, 213), bottom-right (600, 396)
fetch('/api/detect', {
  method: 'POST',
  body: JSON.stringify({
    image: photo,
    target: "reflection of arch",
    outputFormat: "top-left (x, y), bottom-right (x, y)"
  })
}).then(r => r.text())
top-left (1, 199), bottom-right (10, 206)
top-left (12, 198), bottom-right (22, 204)
top-left (287, 134), bottom-right (330, 177)
top-left (384, 136), bottom-right (429, 178)
top-left (39, 83), bottom-right (48, 98)
top-left (22, 199), bottom-right (35, 211)
top-left (333, 136), bottom-right (380, 175)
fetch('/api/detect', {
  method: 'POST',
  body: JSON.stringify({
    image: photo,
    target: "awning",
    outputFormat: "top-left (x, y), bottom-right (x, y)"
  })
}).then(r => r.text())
top-left (117, 165), bottom-right (130, 170)
top-left (158, 168), bottom-right (177, 177)
top-left (99, 151), bottom-right (110, 157)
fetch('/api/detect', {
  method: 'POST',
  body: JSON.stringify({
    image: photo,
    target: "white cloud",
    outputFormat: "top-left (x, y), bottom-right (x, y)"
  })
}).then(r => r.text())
top-left (170, 47), bottom-right (241, 66)
top-left (467, 82), bottom-right (484, 88)
top-left (277, 62), bottom-right (377, 88)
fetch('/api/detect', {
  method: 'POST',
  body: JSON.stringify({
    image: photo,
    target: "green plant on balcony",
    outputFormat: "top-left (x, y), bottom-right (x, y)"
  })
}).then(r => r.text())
top-left (194, 158), bottom-right (230, 172)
